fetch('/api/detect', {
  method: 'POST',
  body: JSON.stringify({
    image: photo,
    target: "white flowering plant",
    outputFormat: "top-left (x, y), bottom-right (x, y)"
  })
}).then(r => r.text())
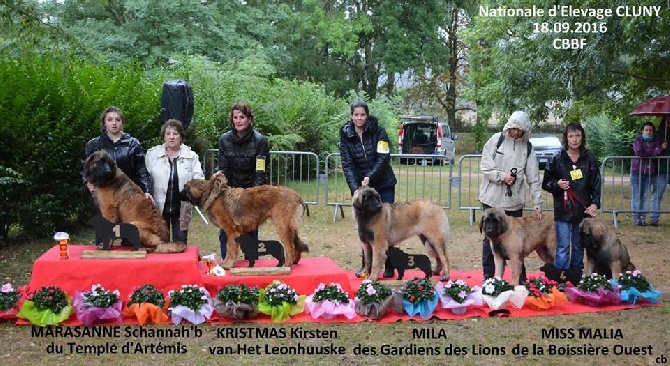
top-left (169, 285), bottom-right (209, 311)
top-left (261, 280), bottom-right (300, 307)
top-left (355, 280), bottom-right (392, 305)
top-left (482, 277), bottom-right (514, 297)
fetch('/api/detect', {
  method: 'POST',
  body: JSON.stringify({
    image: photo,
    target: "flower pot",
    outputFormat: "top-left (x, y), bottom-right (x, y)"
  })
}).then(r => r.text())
top-left (215, 301), bottom-right (258, 320)
top-left (354, 296), bottom-right (392, 320)
top-left (450, 306), bottom-right (467, 315)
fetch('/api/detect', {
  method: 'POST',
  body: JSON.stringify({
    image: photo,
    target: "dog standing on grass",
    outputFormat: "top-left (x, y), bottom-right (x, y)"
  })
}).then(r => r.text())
top-left (180, 174), bottom-right (309, 269)
top-left (479, 208), bottom-right (556, 285)
top-left (351, 187), bottom-right (451, 281)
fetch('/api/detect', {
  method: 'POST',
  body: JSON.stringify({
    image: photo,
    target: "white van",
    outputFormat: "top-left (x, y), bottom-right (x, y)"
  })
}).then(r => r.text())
top-left (397, 116), bottom-right (458, 164)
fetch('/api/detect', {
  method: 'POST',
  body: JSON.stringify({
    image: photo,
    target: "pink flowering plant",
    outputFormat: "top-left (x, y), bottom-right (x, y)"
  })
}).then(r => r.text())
top-left (74, 284), bottom-right (122, 324)
top-left (311, 283), bottom-right (349, 304)
top-left (305, 283), bottom-right (355, 320)
top-left (616, 270), bottom-right (650, 292)
top-left (576, 273), bottom-right (614, 292)
top-left (258, 280), bottom-right (305, 322)
top-left (355, 280), bottom-right (392, 305)
top-left (261, 280), bottom-right (300, 307)
top-left (0, 283), bottom-right (21, 311)
top-left (442, 279), bottom-right (473, 304)
top-left (80, 284), bottom-right (120, 308)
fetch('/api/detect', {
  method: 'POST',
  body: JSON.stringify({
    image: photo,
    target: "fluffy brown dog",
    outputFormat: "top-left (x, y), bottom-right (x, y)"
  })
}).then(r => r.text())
top-left (351, 187), bottom-right (451, 281)
top-left (83, 151), bottom-right (186, 253)
top-left (180, 175), bottom-right (309, 268)
top-left (579, 217), bottom-right (635, 279)
top-left (479, 208), bottom-right (556, 285)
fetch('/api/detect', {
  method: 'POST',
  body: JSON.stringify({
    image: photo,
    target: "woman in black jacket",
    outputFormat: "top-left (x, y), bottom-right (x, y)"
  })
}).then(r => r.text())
top-left (340, 101), bottom-right (397, 277)
top-left (215, 102), bottom-right (270, 260)
top-left (83, 106), bottom-right (153, 245)
top-left (542, 122), bottom-right (601, 272)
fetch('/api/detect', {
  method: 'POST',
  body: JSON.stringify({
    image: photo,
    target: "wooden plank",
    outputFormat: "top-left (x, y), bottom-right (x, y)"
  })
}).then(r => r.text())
top-left (228, 266), bottom-right (291, 276)
top-left (81, 249), bottom-right (147, 259)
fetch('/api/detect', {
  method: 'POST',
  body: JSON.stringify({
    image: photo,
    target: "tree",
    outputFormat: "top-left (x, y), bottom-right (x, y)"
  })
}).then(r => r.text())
top-left (463, 0), bottom-right (670, 123)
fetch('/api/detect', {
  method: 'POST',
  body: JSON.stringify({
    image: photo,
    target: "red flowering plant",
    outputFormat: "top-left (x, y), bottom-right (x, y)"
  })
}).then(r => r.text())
top-left (401, 277), bottom-right (438, 319)
top-left (524, 277), bottom-right (567, 311)
top-left (17, 285), bottom-right (73, 326)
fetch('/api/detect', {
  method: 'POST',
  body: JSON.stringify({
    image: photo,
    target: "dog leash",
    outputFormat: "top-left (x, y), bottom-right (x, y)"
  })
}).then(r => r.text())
top-left (563, 187), bottom-right (587, 211)
top-left (194, 206), bottom-right (209, 225)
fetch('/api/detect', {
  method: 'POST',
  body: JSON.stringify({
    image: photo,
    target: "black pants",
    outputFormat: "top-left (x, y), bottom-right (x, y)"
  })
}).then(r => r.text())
top-left (164, 213), bottom-right (187, 243)
top-left (219, 229), bottom-right (256, 260)
top-left (481, 204), bottom-right (526, 281)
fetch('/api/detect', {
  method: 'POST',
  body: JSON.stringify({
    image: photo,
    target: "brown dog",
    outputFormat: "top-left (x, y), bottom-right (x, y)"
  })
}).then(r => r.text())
top-left (83, 151), bottom-right (186, 253)
top-left (180, 175), bottom-right (309, 268)
top-left (351, 187), bottom-right (451, 281)
top-left (579, 217), bottom-right (635, 279)
top-left (479, 208), bottom-right (556, 285)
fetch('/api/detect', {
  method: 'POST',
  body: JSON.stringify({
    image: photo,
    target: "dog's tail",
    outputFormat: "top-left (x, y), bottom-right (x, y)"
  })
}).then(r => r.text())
top-left (153, 242), bottom-right (188, 254)
top-left (295, 233), bottom-right (309, 253)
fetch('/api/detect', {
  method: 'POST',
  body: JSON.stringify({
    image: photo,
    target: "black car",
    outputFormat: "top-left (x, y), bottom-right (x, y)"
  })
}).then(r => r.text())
top-left (529, 134), bottom-right (562, 170)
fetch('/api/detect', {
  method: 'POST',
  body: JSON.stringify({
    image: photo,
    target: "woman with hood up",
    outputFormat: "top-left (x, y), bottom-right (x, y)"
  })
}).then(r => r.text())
top-left (479, 111), bottom-right (544, 283)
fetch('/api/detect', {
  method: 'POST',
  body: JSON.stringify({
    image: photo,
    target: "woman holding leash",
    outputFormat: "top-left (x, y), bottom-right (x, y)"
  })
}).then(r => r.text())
top-left (542, 122), bottom-right (601, 272)
top-left (339, 101), bottom-right (397, 278)
top-left (214, 102), bottom-right (270, 260)
top-left (146, 119), bottom-right (204, 243)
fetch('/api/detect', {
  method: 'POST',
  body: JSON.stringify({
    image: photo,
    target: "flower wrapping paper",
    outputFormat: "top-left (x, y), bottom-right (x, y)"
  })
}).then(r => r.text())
top-left (258, 295), bottom-right (306, 322)
top-left (525, 287), bottom-right (568, 311)
top-left (212, 298), bottom-right (259, 320)
top-left (435, 282), bottom-right (483, 311)
top-left (609, 279), bottom-right (662, 305)
top-left (305, 296), bottom-right (356, 320)
top-left (122, 303), bottom-right (170, 325)
top-left (402, 291), bottom-right (439, 319)
top-left (482, 285), bottom-right (528, 310)
top-left (73, 291), bottom-right (123, 325)
top-left (564, 286), bottom-right (621, 306)
top-left (170, 289), bottom-right (214, 325)
top-left (17, 298), bottom-right (73, 326)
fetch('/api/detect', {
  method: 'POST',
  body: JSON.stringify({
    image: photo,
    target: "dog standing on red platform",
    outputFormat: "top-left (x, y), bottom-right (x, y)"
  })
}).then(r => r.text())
top-left (179, 174), bottom-right (309, 269)
top-left (83, 150), bottom-right (186, 253)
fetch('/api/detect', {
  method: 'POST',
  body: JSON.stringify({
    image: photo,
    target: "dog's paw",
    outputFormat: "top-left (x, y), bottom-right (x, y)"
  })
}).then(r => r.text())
top-left (439, 272), bottom-right (450, 282)
top-left (220, 259), bottom-right (235, 269)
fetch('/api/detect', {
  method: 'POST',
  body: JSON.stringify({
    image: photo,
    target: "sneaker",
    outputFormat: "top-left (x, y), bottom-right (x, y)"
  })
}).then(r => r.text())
top-left (650, 219), bottom-right (659, 227)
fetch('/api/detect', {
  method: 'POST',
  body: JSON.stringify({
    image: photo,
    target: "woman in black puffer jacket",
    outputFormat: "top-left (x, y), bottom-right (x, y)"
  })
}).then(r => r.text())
top-left (215, 102), bottom-right (270, 260)
top-left (340, 101), bottom-right (397, 277)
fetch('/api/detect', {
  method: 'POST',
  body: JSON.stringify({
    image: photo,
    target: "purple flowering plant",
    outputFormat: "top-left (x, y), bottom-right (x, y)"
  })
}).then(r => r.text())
top-left (616, 270), bottom-right (651, 292)
top-left (262, 280), bottom-right (299, 307)
top-left (81, 284), bottom-right (120, 308)
top-left (0, 283), bottom-right (21, 311)
top-left (311, 283), bottom-right (349, 304)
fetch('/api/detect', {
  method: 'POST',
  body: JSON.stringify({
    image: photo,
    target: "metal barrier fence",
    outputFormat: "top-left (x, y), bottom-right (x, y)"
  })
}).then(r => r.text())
top-left (600, 156), bottom-right (670, 228)
top-left (457, 155), bottom-right (555, 225)
top-left (201, 149), bottom-right (670, 228)
top-left (203, 149), bottom-right (320, 206)
top-left (324, 153), bottom-right (454, 221)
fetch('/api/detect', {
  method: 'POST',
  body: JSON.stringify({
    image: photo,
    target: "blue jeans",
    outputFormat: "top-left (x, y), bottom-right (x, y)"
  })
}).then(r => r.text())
top-left (376, 186), bottom-right (396, 204)
top-left (554, 220), bottom-right (583, 270)
top-left (219, 228), bottom-right (257, 260)
top-left (651, 173), bottom-right (669, 221)
top-left (631, 173), bottom-right (654, 220)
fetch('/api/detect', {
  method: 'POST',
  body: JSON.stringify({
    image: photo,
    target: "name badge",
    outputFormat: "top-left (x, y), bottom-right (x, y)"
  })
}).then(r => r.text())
top-left (256, 156), bottom-right (266, 171)
top-left (570, 169), bottom-right (583, 180)
top-left (377, 141), bottom-right (390, 154)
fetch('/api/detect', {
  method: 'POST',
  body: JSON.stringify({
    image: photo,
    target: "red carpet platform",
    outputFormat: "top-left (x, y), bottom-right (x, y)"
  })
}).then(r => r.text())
top-left (24, 245), bottom-right (655, 325)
